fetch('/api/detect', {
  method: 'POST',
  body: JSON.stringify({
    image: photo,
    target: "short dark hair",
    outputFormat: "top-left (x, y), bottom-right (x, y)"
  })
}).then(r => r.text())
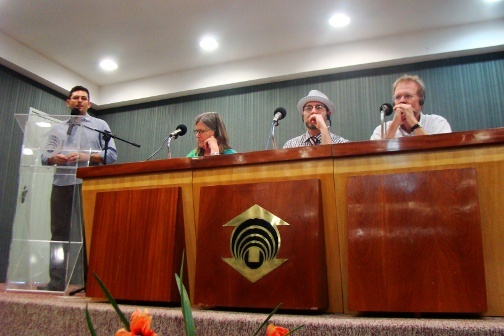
top-left (68, 85), bottom-right (90, 101)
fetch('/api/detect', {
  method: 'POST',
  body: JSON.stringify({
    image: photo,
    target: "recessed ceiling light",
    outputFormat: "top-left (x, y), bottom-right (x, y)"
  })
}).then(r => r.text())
top-left (329, 13), bottom-right (351, 27)
top-left (199, 37), bottom-right (218, 51)
top-left (99, 59), bottom-right (118, 71)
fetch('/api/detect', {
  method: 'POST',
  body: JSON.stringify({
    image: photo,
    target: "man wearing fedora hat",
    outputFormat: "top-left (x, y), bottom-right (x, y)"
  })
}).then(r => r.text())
top-left (283, 90), bottom-right (349, 148)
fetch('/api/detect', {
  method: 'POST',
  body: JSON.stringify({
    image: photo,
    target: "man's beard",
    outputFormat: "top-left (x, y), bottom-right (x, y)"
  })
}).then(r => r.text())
top-left (305, 121), bottom-right (318, 130)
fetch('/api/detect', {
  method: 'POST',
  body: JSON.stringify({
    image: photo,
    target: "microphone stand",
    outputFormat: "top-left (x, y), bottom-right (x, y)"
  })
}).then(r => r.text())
top-left (166, 136), bottom-right (173, 159)
top-left (146, 134), bottom-right (175, 161)
top-left (69, 126), bottom-right (140, 296)
top-left (81, 125), bottom-right (141, 165)
top-left (380, 110), bottom-right (386, 139)
top-left (265, 121), bottom-right (279, 150)
top-left (102, 130), bottom-right (111, 165)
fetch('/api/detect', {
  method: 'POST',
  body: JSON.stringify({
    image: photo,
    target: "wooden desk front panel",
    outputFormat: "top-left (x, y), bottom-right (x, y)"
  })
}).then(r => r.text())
top-left (334, 145), bottom-right (504, 315)
top-left (86, 186), bottom-right (184, 302)
top-left (192, 158), bottom-right (344, 313)
top-left (347, 168), bottom-right (486, 313)
top-left (80, 170), bottom-right (197, 297)
top-left (194, 179), bottom-right (327, 311)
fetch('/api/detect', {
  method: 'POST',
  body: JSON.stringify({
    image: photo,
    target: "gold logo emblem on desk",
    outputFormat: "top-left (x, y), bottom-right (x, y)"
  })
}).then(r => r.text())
top-left (222, 204), bottom-right (288, 283)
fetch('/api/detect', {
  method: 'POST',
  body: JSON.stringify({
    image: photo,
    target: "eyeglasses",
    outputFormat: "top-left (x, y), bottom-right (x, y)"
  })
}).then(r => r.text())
top-left (193, 128), bottom-right (211, 135)
top-left (303, 105), bottom-right (326, 112)
top-left (393, 94), bottom-right (417, 101)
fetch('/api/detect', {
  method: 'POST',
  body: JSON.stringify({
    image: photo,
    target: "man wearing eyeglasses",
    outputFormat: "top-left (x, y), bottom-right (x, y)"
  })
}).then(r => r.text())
top-left (370, 74), bottom-right (451, 140)
top-left (283, 90), bottom-right (349, 148)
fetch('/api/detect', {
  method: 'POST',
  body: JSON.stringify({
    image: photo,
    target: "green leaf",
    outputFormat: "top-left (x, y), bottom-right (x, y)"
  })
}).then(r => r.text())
top-left (85, 303), bottom-right (98, 336)
top-left (285, 325), bottom-right (304, 335)
top-left (252, 303), bottom-right (304, 335)
top-left (92, 272), bottom-right (130, 330)
top-left (176, 250), bottom-right (196, 336)
top-left (252, 302), bottom-right (283, 336)
top-left (176, 273), bottom-right (196, 336)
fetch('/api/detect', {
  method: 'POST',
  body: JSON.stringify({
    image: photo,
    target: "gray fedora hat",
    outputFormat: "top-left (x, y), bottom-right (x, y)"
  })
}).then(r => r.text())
top-left (297, 90), bottom-right (335, 115)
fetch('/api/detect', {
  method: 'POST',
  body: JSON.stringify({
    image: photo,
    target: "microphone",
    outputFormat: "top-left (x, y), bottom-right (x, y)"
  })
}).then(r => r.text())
top-left (380, 103), bottom-right (393, 139)
top-left (380, 103), bottom-right (393, 117)
top-left (169, 124), bottom-right (187, 139)
top-left (272, 107), bottom-right (287, 126)
top-left (67, 108), bottom-right (81, 135)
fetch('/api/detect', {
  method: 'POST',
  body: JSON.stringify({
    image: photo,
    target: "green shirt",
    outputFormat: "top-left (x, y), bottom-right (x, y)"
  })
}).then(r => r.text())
top-left (186, 148), bottom-right (237, 157)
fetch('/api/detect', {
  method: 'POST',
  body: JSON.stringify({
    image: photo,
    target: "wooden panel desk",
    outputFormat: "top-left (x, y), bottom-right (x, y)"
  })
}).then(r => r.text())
top-left (79, 146), bottom-right (344, 312)
top-left (332, 128), bottom-right (504, 315)
top-left (78, 127), bottom-right (504, 315)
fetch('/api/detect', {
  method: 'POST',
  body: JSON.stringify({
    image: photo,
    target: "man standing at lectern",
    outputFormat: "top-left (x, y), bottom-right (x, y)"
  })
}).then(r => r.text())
top-left (38, 86), bottom-right (118, 291)
top-left (370, 74), bottom-right (452, 140)
top-left (283, 90), bottom-right (349, 148)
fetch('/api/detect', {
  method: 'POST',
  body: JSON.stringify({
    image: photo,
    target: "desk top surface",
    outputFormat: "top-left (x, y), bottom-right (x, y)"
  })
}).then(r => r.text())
top-left (77, 127), bottom-right (504, 179)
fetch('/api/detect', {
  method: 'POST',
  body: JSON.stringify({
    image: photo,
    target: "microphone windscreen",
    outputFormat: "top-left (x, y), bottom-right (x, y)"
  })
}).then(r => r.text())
top-left (176, 124), bottom-right (187, 136)
top-left (380, 103), bottom-right (393, 117)
top-left (274, 107), bottom-right (287, 119)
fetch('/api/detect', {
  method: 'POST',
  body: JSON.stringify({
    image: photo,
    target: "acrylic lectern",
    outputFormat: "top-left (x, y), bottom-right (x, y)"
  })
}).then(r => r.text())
top-left (6, 108), bottom-right (92, 294)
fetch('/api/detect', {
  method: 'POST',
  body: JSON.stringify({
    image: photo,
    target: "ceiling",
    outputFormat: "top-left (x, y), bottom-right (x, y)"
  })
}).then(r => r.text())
top-left (1, 0), bottom-right (503, 109)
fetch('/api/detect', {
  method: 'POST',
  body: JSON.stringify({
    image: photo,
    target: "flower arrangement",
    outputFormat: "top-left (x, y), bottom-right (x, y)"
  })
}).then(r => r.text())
top-left (86, 253), bottom-right (302, 336)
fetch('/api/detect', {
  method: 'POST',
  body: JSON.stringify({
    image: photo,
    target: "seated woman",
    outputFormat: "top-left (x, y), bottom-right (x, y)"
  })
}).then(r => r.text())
top-left (186, 112), bottom-right (237, 157)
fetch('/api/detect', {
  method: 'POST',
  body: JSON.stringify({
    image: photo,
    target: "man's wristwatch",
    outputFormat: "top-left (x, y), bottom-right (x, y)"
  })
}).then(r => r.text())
top-left (411, 123), bottom-right (422, 132)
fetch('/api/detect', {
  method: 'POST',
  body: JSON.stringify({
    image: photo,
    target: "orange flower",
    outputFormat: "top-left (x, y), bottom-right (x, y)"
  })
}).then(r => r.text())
top-left (115, 328), bottom-right (132, 336)
top-left (130, 309), bottom-right (158, 336)
top-left (266, 323), bottom-right (290, 336)
top-left (115, 309), bottom-right (158, 336)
